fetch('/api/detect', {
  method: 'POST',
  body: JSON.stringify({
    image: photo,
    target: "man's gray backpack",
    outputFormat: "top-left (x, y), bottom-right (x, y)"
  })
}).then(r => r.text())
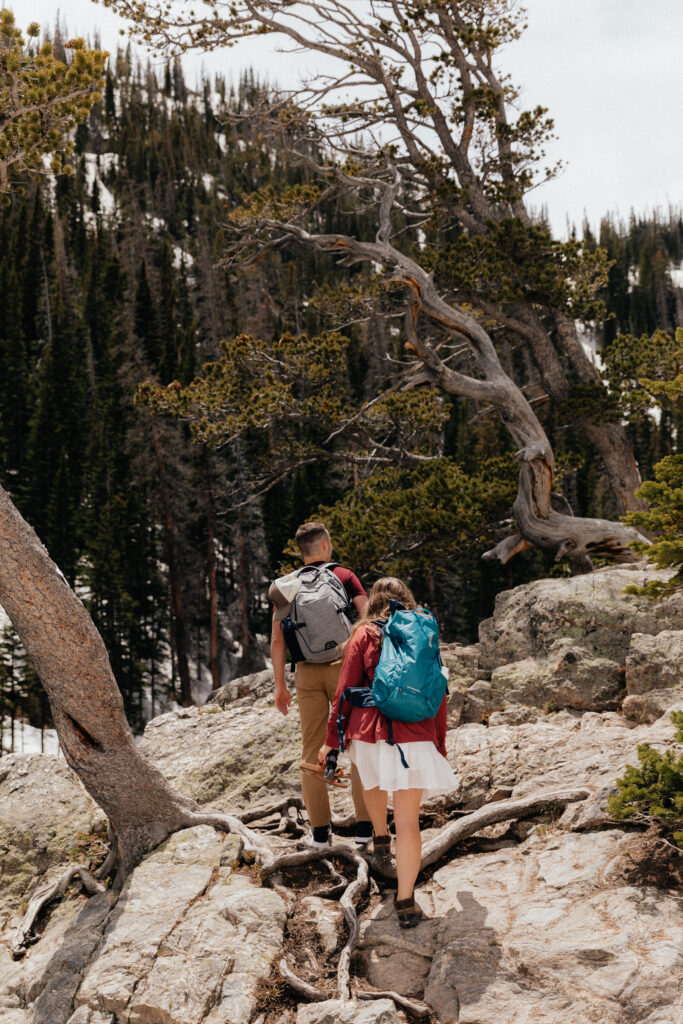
top-left (273, 564), bottom-right (354, 665)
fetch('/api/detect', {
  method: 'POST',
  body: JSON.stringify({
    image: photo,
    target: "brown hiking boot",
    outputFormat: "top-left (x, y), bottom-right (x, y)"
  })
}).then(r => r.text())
top-left (395, 893), bottom-right (425, 929)
top-left (370, 833), bottom-right (392, 867)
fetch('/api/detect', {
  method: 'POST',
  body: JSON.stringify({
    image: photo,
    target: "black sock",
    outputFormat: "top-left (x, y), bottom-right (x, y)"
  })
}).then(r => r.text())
top-left (354, 820), bottom-right (373, 840)
top-left (312, 825), bottom-right (330, 844)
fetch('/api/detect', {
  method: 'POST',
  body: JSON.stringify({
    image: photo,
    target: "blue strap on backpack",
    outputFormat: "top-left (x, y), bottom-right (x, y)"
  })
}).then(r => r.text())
top-left (337, 600), bottom-right (447, 770)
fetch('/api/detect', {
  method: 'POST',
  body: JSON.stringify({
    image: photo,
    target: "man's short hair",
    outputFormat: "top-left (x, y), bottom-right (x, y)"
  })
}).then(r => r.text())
top-left (295, 522), bottom-right (331, 557)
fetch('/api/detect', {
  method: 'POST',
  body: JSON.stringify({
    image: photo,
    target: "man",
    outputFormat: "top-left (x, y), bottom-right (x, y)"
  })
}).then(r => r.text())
top-left (270, 521), bottom-right (371, 847)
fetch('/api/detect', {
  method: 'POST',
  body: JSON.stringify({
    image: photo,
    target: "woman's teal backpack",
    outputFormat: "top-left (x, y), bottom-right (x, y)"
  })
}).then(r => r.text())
top-left (372, 601), bottom-right (447, 722)
top-left (337, 600), bottom-right (448, 767)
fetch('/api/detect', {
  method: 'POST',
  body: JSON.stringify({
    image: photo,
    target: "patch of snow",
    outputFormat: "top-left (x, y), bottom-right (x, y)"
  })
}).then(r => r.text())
top-left (216, 132), bottom-right (228, 154)
top-left (173, 245), bottom-right (194, 270)
top-left (575, 320), bottom-right (602, 367)
top-left (669, 261), bottom-right (683, 288)
top-left (628, 267), bottom-right (640, 288)
top-left (82, 153), bottom-right (116, 215)
top-left (201, 172), bottom-right (214, 192)
top-left (1, 718), bottom-right (60, 756)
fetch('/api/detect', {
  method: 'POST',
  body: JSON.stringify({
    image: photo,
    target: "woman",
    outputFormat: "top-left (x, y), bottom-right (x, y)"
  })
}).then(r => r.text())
top-left (318, 577), bottom-right (457, 928)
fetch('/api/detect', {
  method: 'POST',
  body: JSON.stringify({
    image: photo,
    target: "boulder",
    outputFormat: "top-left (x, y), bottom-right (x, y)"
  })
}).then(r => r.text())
top-left (446, 701), bottom-right (681, 810)
top-left (487, 703), bottom-right (541, 727)
top-left (206, 667), bottom-right (292, 708)
top-left (0, 754), bottom-right (102, 928)
top-left (478, 566), bottom-right (683, 671)
top-left (625, 630), bottom-right (683, 694)
top-left (622, 688), bottom-right (683, 724)
top-left (490, 639), bottom-right (624, 711)
top-left (360, 830), bottom-right (683, 1024)
top-left (74, 826), bottom-right (285, 1024)
top-left (296, 998), bottom-right (401, 1024)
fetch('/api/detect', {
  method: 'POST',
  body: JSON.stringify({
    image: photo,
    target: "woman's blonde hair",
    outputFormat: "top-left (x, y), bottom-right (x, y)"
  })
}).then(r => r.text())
top-left (352, 577), bottom-right (417, 636)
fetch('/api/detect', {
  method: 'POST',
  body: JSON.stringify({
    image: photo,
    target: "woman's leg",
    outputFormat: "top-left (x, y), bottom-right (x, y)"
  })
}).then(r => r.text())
top-left (393, 788), bottom-right (423, 901)
top-left (360, 785), bottom-right (389, 837)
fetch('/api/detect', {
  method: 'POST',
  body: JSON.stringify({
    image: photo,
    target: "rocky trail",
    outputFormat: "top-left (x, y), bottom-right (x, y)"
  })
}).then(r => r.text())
top-left (0, 566), bottom-right (682, 1024)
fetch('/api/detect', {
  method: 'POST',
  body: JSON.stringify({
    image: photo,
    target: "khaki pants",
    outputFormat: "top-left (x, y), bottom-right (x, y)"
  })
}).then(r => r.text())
top-left (295, 659), bottom-right (369, 829)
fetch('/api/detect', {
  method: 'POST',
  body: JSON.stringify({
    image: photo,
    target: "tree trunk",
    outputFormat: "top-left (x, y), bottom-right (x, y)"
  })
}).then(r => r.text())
top-left (236, 503), bottom-right (253, 673)
top-left (553, 313), bottom-right (646, 513)
top-left (149, 420), bottom-right (193, 706)
top-left (202, 450), bottom-right (221, 691)
top-left (0, 484), bottom-right (202, 883)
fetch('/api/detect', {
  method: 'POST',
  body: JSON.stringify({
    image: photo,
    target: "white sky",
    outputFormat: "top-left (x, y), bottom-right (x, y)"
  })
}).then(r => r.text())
top-left (17, 1), bottom-right (683, 237)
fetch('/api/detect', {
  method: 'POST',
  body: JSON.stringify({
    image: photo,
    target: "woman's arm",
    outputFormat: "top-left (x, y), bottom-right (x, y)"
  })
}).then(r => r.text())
top-left (435, 693), bottom-right (448, 759)
top-left (323, 627), bottom-right (368, 749)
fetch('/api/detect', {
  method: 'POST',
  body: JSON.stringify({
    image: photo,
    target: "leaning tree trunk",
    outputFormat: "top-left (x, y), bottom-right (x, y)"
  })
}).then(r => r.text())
top-left (0, 484), bottom-right (211, 883)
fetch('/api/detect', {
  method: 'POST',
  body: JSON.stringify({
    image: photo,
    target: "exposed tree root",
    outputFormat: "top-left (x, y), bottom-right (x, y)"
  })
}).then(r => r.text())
top-left (183, 808), bottom-right (276, 865)
top-left (313, 858), bottom-right (347, 898)
top-left (420, 787), bottom-right (591, 869)
top-left (12, 864), bottom-right (105, 959)
top-left (279, 957), bottom-right (327, 1001)
top-left (356, 988), bottom-right (432, 1018)
top-left (237, 796), bottom-right (305, 824)
top-left (94, 824), bottom-right (119, 880)
top-left (336, 851), bottom-right (369, 1000)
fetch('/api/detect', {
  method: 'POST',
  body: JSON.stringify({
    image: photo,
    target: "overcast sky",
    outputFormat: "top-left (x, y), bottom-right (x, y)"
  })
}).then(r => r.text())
top-left (19, 1), bottom-right (683, 236)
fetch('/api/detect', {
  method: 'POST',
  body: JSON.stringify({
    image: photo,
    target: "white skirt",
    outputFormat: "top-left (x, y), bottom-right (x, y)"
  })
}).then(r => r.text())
top-left (349, 739), bottom-right (458, 797)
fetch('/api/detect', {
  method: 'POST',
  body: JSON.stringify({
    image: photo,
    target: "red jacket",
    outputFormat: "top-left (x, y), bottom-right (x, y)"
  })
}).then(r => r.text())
top-left (324, 622), bottom-right (448, 758)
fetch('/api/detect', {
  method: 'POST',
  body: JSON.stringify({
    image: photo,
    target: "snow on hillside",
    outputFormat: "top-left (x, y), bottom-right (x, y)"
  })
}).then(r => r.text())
top-left (1, 718), bottom-right (60, 756)
top-left (670, 260), bottom-right (683, 288)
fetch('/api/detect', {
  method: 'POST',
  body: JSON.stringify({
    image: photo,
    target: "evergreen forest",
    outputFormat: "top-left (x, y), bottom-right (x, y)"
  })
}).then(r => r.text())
top-left (1, 47), bottom-right (682, 745)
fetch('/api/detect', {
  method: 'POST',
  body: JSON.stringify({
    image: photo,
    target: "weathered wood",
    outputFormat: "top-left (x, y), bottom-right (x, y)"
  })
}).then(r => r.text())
top-left (337, 851), bottom-right (369, 1000)
top-left (12, 864), bottom-right (105, 958)
top-left (420, 788), bottom-right (591, 869)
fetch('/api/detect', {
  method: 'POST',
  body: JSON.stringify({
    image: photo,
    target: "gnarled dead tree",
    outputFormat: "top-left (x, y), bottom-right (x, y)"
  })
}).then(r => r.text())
top-left (109, 0), bottom-right (649, 563)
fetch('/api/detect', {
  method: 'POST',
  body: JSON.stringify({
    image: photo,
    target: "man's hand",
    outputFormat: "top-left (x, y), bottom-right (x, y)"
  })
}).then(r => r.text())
top-left (274, 681), bottom-right (292, 716)
top-left (318, 743), bottom-right (333, 766)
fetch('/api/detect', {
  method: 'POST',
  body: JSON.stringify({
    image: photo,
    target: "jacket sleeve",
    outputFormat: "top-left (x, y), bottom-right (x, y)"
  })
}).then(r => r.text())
top-left (435, 694), bottom-right (448, 759)
top-left (324, 628), bottom-right (367, 749)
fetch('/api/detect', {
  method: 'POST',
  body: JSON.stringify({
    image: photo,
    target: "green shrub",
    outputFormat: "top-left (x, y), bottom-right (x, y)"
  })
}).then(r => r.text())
top-left (607, 712), bottom-right (683, 850)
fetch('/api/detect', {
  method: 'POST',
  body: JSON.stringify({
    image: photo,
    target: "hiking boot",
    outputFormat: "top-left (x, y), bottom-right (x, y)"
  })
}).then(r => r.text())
top-left (354, 821), bottom-right (373, 847)
top-left (395, 893), bottom-right (424, 929)
top-left (309, 825), bottom-right (332, 849)
top-left (370, 833), bottom-right (392, 866)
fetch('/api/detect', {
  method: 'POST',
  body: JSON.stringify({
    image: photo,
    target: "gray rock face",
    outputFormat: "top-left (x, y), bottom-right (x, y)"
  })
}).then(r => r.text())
top-left (490, 641), bottom-right (624, 710)
top-left (625, 630), bottom-right (683, 694)
top-left (74, 826), bottom-right (285, 1024)
top-left (207, 667), bottom-right (293, 708)
top-left (447, 701), bottom-right (681, 810)
top-left (2, 565), bottom-right (683, 1024)
top-left (361, 830), bottom-right (683, 1024)
top-left (140, 698), bottom-right (303, 812)
top-left (0, 827), bottom-right (283, 1024)
top-left (479, 567), bottom-right (683, 672)
top-left (0, 754), bottom-right (102, 928)
top-left (138, 693), bottom-right (356, 822)
top-left (296, 999), bottom-right (401, 1024)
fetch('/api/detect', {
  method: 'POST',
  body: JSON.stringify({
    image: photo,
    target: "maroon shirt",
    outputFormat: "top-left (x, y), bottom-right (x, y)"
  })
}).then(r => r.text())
top-left (308, 561), bottom-right (366, 602)
top-left (324, 622), bottom-right (448, 758)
